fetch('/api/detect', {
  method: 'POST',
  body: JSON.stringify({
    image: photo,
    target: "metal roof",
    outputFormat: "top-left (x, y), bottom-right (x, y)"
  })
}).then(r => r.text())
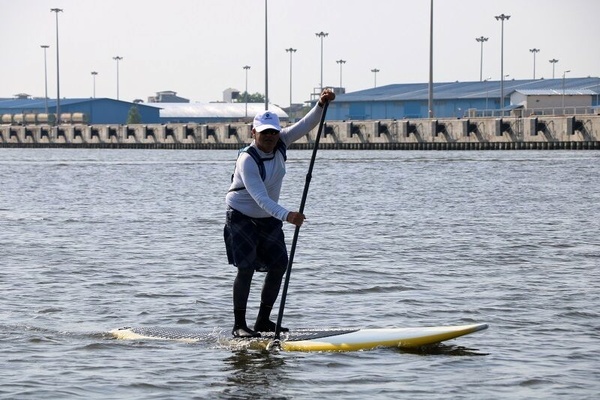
top-left (336, 77), bottom-right (600, 102)
top-left (0, 97), bottom-right (154, 110)
top-left (146, 102), bottom-right (289, 119)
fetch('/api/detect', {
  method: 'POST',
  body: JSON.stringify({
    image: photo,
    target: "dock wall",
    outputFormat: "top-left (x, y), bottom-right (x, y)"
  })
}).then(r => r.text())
top-left (1, 115), bottom-right (599, 150)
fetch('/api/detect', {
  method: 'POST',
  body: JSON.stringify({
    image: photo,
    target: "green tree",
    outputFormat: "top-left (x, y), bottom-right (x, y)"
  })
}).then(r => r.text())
top-left (236, 91), bottom-right (265, 103)
top-left (127, 105), bottom-right (142, 124)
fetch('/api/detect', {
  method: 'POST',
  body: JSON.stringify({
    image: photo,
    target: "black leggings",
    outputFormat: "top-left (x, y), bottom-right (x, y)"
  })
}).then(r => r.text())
top-left (233, 267), bottom-right (286, 311)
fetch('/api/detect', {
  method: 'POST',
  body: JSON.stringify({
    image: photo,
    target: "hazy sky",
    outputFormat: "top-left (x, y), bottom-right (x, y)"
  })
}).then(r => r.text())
top-left (2, 0), bottom-right (599, 106)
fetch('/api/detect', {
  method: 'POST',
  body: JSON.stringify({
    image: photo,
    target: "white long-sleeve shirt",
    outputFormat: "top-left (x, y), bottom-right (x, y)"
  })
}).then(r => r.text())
top-left (226, 104), bottom-right (324, 221)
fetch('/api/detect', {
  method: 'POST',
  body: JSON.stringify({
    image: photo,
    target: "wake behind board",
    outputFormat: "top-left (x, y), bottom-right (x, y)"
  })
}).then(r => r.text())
top-left (110, 323), bottom-right (488, 352)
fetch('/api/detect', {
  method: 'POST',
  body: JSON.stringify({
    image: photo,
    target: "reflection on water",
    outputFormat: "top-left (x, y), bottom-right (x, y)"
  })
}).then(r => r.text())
top-left (398, 343), bottom-right (490, 357)
top-left (221, 350), bottom-right (288, 399)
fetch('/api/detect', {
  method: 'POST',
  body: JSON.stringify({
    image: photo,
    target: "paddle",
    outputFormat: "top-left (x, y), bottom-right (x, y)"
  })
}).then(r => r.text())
top-left (270, 101), bottom-right (330, 350)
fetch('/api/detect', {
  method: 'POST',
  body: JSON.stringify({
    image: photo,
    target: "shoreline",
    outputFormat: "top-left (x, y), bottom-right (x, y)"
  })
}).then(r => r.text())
top-left (2, 114), bottom-right (598, 150)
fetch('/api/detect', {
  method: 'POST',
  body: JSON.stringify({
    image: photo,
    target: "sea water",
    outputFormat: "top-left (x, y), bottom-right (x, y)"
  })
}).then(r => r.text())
top-left (1, 148), bottom-right (599, 399)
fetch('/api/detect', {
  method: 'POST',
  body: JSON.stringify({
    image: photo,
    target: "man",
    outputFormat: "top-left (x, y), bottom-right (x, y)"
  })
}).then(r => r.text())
top-left (224, 88), bottom-right (335, 338)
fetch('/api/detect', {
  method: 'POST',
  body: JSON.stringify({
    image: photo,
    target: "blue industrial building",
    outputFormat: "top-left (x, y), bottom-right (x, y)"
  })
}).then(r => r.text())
top-left (0, 98), bottom-right (160, 124)
top-left (327, 77), bottom-right (600, 120)
top-left (2, 77), bottom-right (599, 125)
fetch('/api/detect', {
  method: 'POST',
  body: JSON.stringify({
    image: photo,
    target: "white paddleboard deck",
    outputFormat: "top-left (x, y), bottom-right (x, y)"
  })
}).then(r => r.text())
top-left (110, 323), bottom-right (488, 352)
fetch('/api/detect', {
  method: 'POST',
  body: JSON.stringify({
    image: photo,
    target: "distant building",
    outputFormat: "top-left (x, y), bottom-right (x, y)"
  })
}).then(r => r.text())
top-left (511, 89), bottom-right (595, 111)
top-left (328, 77), bottom-right (600, 120)
top-left (309, 86), bottom-right (345, 104)
top-left (0, 98), bottom-right (160, 124)
top-left (3, 78), bottom-right (598, 125)
top-left (223, 88), bottom-right (240, 103)
top-left (147, 90), bottom-right (189, 103)
top-left (147, 102), bottom-right (288, 124)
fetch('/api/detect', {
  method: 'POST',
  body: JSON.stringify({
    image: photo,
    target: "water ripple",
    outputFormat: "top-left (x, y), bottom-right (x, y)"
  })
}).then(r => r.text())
top-left (1, 149), bottom-right (599, 399)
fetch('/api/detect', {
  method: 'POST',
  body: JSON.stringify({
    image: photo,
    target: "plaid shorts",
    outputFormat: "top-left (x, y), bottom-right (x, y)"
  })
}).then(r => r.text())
top-left (224, 207), bottom-right (288, 273)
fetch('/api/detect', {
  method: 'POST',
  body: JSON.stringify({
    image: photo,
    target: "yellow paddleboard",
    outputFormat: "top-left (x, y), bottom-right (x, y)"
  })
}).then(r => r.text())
top-left (110, 323), bottom-right (488, 352)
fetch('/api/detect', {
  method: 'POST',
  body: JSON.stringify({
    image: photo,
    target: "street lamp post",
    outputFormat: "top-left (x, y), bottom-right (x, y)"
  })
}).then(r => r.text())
top-left (495, 13), bottom-right (510, 112)
top-left (113, 56), bottom-right (123, 100)
top-left (50, 8), bottom-right (62, 125)
top-left (315, 32), bottom-right (328, 91)
top-left (428, 0), bottom-right (434, 118)
top-left (597, 78), bottom-right (600, 108)
top-left (549, 59), bottom-right (559, 79)
top-left (243, 65), bottom-right (251, 119)
top-left (264, 0), bottom-right (268, 110)
top-left (336, 59), bottom-right (346, 89)
top-left (476, 36), bottom-right (488, 82)
top-left (285, 48), bottom-right (296, 116)
top-left (371, 68), bottom-right (380, 88)
top-left (91, 71), bottom-right (98, 98)
top-left (529, 48), bottom-right (540, 79)
top-left (485, 77), bottom-right (492, 112)
top-left (41, 45), bottom-right (50, 115)
top-left (562, 70), bottom-right (571, 110)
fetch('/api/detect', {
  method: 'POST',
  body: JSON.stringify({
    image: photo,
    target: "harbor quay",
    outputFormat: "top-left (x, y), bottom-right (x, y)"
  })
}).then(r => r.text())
top-left (1, 114), bottom-right (599, 150)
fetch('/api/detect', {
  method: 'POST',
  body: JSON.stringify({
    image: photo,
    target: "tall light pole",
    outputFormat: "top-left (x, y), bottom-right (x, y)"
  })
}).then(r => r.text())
top-left (485, 77), bottom-right (492, 111)
top-left (549, 59), bottom-right (559, 79)
top-left (476, 36), bottom-right (488, 82)
top-left (113, 56), bottom-right (123, 100)
top-left (529, 48), bottom-right (540, 79)
top-left (41, 45), bottom-right (50, 115)
top-left (50, 8), bottom-right (62, 125)
top-left (562, 70), bottom-right (571, 109)
top-left (315, 31), bottom-right (328, 91)
top-left (428, 0), bottom-right (434, 117)
top-left (91, 71), bottom-right (98, 98)
top-left (264, 0), bottom-right (268, 110)
top-left (597, 77), bottom-right (600, 108)
top-left (495, 13), bottom-right (510, 112)
top-left (243, 65), bottom-right (251, 118)
top-left (336, 59), bottom-right (346, 89)
top-left (285, 48), bottom-right (296, 113)
top-left (371, 68), bottom-right (380, 88)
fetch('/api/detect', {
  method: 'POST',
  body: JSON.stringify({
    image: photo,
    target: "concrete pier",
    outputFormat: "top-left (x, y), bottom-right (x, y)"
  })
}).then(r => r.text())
top-left (1, 115), bottom-right (599, 150)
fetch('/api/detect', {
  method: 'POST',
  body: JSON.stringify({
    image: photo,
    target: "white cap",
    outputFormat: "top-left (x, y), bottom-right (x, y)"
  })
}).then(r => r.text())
top-left (253, 110), bottom-right (281, 132)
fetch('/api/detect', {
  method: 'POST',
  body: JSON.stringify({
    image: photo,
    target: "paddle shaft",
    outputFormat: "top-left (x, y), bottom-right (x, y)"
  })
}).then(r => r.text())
top-left (274, 101), bottom-right (329, 340)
